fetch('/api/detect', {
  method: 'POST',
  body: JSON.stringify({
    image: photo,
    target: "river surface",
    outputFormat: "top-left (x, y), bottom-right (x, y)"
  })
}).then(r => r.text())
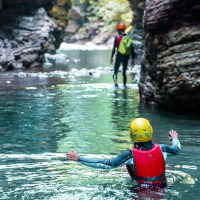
top-left (0, 50), bottom-right (199, 200)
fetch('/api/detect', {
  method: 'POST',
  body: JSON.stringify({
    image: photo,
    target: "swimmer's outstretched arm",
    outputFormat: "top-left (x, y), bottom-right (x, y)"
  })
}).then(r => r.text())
top-left (66, 149), bottom-right (133, 169)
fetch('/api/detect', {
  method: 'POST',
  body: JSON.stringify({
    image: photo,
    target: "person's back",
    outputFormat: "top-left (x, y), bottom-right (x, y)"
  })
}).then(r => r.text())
top-left (66, 118), bottom-right (181, 185)
top-left (127, 144), bottom-right (166, 184)
top-left (110, 23), bottom-right (135, 87)
top-left (127, 118), bottom-right (180, 184)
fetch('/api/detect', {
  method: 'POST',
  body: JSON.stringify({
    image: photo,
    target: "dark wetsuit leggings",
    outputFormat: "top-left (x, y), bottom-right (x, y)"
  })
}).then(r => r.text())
top-left (113, 52), bottom-right (130, 85)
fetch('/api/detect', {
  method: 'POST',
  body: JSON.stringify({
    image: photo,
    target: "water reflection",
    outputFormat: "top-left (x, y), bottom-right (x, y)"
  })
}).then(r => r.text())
top-left (0, 50), bottom-right (199, 199)
top-left (112, 87), bottom-right (139, 123)
top-left (112, 88), bottom-right (130, 121)
top-left (1, 151), bottom-right (196, 199)
top-left (130, 184), bottom-right (166, 199)
top-left (0, 89), bottom-right (69, 154)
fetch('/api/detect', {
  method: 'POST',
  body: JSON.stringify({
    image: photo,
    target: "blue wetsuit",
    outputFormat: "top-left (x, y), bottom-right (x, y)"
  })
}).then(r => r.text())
top-left (78, 138), bottom-right (181, 171)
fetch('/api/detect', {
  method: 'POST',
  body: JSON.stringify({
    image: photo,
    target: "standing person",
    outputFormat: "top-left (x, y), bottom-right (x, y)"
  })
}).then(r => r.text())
top-left (110, 23), bottom-right (135, 87)
top-left (66, 118), bottom-right (181, 185)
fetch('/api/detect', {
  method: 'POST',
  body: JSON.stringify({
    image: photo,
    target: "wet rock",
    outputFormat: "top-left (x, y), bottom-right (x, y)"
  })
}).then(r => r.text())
top-left (63, 5), bottom-right (86, 43)
top-left (44, 53), bottom-right (69, 65)
top-left (12, 62), bottom-right (24, 70)
top-left (30, 62), bottom-right (41, 68)
top-left (128, 0), bottom-right (145, 56)
top-left (49, 0), bottom-right (72, 31)
top-left (3, 0), bottom-right (49, 6)
top-left (128, 0), bottom-right (145, 30)
top-left (91, 31), bottom-right (112, 45)
top-left (64, 21), bottom-right (101, 44)
top-left (0, 65), bottom-right (3, 72)
top-left (69, 6), bottom-right (85, 22)
top-left (65, 19), bottom-right (81, 34)
top-left (140, 0), bottom-right (200, 113)
top-left (0, 0), bottom-right (71, 71)
top-left (0, 0), bottom-right (2, 10)
top-left (0, 7), bottom-right (54, 70)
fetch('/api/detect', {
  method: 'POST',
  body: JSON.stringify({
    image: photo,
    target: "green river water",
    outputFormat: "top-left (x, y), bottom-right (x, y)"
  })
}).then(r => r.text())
top-left (0, 50), bottom-right (199, 199)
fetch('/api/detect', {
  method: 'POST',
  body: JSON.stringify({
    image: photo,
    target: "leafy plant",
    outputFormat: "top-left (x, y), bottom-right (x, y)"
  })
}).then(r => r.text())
top-left (86, 0), bottom-right (133, 32)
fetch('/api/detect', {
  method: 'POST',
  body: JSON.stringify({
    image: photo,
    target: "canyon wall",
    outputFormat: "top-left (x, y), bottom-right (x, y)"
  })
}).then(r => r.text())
top-left (139, 0), bottom-right (200, 112)
top-left (128, 0), bottom-right (145, 55)
top-left (0, 0), bottom-right (71, 71)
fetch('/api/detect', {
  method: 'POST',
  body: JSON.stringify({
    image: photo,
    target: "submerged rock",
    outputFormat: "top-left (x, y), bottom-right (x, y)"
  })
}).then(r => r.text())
top-left (140, 0), bottom-right (200, 113)
top-left (44, 53), bottom-right (69, 65)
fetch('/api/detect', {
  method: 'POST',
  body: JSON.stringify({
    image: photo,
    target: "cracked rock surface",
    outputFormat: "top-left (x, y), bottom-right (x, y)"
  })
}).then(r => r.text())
top-left (139, 0), bottom-right (200, 112)
top-left (0, 0), bottom-right (71, 71)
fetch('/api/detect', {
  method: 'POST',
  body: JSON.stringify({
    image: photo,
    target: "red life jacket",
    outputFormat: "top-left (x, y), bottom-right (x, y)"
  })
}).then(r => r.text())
top-left (126, 144), bottom-right (166, 184)
top-left (116, 35), bottom-right (122, 48)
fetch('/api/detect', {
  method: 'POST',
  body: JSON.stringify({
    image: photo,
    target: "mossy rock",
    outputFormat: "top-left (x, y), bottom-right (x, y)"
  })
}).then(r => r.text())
top-left (50, 0), bottom-right (72, 30)
top-left (56, 0), bottom-right (72, 9)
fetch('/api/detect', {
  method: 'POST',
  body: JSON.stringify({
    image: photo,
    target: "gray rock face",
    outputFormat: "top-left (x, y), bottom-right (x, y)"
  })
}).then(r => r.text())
top-left (140, 0), bottom-right (200, 112)
top-left (69, 6), bottom-right (85, 22)
top-left (128, 0), bottom-right (145, 56)
top-left (0, 0), bottom-right (71, 71)
top-left (65, 19), bottom-right (81, 34)
top-left (3, 0), bottom-right (49, 6)
top-left (0, 7), bottom-right (55, 71)
top-left (128, 0), bottom-right (145, 30)
top-left (0, 0), bottom-right (2, 9)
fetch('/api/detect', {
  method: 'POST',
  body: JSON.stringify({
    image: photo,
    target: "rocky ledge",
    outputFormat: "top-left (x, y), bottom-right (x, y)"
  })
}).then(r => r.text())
top-left (0, 0), bottom-right (71, 71)
top-left (139, 0), bottom-right (200, 112)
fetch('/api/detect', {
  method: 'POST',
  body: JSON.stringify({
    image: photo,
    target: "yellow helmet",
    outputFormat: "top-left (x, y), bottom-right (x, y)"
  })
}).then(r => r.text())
top-left (130, 118), bottom-right (153, 143)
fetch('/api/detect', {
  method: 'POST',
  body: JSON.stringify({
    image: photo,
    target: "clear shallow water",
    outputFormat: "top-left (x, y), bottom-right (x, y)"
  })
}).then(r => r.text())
top-left (0, 50), bottom-right (199, 199)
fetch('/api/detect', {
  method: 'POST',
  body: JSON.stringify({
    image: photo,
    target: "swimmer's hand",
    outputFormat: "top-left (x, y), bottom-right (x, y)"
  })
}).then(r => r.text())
top-left (169, 130), bottom-right (178, 141)
top-left (66, 149), bottom-right (79, 161)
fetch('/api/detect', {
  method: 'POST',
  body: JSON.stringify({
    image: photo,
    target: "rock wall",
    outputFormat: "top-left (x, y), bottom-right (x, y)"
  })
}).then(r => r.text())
top-left (128, 0), bottom-right (145, 55)
top-left (128, 0), bottom-right (145, 30)
top-left (139, 0), bottom-right (200, 112)
top-left (0, 0), bottom-right (71, 71)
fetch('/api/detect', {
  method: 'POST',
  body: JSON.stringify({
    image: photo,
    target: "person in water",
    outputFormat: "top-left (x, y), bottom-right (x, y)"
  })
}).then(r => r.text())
top-left (66, 118), bottom-right (181, 184)
top-left (110, 23), bottom-right (135, 87)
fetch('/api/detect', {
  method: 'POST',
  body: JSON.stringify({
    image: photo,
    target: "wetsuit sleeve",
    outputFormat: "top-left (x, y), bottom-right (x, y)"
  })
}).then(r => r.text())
top-left (111, 36), bottom-right (118, 59)
top-left (78, 150), bottom-right (133, 169)
top-left (159, 137), bottom-right (181, 161)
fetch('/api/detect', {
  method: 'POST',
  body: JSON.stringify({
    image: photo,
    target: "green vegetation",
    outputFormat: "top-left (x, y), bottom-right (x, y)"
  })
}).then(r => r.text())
top-left (80, 0), bottom-right (133, 32)
top-left (50, 0), bottom-right (72, 30)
